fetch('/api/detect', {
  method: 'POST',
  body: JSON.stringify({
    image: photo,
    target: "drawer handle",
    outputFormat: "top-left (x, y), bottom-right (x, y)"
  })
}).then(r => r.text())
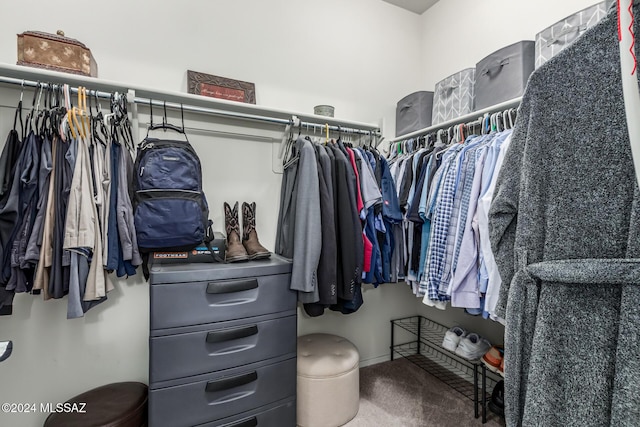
top-left (206, 279), bottom-right (258, 294)
top-left (206, 325), bottom-right (258, 343)
top-left (227, 417), bottom-right (258, 427)
top-left (205, 371), bottom-right (258, 393)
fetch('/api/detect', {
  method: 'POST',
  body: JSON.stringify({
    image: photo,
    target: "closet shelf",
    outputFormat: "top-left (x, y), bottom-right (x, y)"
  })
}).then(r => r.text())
top-left (0, 62), bottom-right (381, 134)
top-left (390, 97), bottom-right (522, 142)
top-left (390, 316), bottom-right (502, 422)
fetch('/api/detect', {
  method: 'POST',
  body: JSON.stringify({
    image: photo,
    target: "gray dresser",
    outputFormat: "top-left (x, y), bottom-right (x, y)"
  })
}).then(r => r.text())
top-left (148, 256), bottom-right (297, 427)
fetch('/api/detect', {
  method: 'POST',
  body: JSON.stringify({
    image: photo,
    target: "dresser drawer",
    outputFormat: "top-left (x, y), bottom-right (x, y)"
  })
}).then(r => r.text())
top-left (150, 273), bottom-right (296, 329)
top-left (150, 314), bottom-right (297, 382)
top-left (148, 357), bottom-right (297, 427)
top-left (200, 398), bottom-right (296, 427)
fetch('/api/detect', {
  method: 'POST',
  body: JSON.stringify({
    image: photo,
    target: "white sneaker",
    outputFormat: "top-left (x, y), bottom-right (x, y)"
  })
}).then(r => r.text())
top-left (455, 333), bottom-right (491, 361)
top-left (442, 326), bottom-right (467, 352)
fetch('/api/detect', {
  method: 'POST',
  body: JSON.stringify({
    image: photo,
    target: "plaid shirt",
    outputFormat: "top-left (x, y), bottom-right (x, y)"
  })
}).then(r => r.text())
top-left (425, 144), bottom-right (464, 301)
top-left (450, 139), bottom-right (491, 281)
top-left (438, 136), bottom-right (490, 299)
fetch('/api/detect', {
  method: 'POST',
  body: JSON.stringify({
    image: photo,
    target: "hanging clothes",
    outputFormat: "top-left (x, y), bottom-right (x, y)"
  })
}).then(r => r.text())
top-left (0, 110), bottom-right (22, 198)
top-left (49, 136), bottom-right (74, 299)
top-left (302, 145), bottom-right (337, 317)
top-left (6, 130), bottom-right (41, 293)
top-left (276, 137), bottom-right (322, 303)
top-left (0, 87), bottom-right (139, 317)
top-left (386, 124), bottom-right (516, 315)
top-left (24, 135), bottom-right (53, 273)
top-left (476, 132), bottom-right (512, 321)
top-left (327, 141), bottom-right (364, 314)
top-left (276, 133), bottom-right (396, 316)
top-left (32, 134), bottom-right (58, 300)
top-left (0, 111), bottom-right (24, 314)
top-left (105, 138), bottom-right (137, 278)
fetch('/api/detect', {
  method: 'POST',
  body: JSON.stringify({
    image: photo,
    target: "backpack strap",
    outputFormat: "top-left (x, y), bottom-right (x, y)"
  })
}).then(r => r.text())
top-left (141, 252), bottom-right (151, 281)
top-left (204, 221), bottom-right (227, 264)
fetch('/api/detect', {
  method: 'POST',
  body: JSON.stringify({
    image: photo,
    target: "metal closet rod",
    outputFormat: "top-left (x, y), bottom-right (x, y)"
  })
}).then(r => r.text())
top-left (390, 97), bottom-right (522, 142)
top-left (0, 75), bottom-right (380, 136)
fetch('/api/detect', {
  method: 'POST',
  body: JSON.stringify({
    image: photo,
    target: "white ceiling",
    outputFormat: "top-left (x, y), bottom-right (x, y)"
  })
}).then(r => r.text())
top-left (381, 0), bottom-right (440, 14)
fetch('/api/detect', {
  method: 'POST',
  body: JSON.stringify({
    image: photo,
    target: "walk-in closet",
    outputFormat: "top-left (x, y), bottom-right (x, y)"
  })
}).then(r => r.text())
top-left (0, 1), bottom-right (638, 426)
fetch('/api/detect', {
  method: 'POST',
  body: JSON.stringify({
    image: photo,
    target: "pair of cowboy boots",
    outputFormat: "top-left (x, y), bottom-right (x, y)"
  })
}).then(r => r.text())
top-left (224, 202), bottom-right (271, 262)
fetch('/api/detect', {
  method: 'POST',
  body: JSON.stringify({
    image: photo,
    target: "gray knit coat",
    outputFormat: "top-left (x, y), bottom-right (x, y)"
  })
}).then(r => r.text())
top-left (488, 9), bottom-right (640, 427)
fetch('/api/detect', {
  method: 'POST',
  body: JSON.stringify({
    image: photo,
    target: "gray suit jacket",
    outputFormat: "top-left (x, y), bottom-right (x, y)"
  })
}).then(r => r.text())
top-left (276, 138), bottom-right (321, 300)
top-left (489, 9), bottom-right (640, 426)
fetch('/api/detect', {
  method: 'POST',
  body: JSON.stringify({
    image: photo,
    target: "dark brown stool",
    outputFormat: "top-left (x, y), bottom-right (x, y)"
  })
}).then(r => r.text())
top-left (43, 382), bottom-right (147, 427)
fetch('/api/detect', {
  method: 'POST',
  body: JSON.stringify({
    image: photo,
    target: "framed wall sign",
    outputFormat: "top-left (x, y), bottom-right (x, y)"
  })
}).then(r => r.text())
top-left (187, 70), bottom-right (256, 104)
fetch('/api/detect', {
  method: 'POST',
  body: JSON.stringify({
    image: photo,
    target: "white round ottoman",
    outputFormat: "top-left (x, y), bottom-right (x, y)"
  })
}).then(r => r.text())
top-left (297, 334), bottom-right (360, 427)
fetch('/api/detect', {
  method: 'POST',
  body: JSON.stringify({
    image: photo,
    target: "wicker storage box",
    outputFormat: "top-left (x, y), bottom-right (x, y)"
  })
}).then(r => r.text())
top-left (17, 30), bottom-right (98, 77)
top-left (534, 2), bottom-right (609, 69)
top-left (396, 91), bottom-right (434, 137)
top-left (474, 41), bottom-right (535, 110)
top-left (432, 68), bottom-right (476, 125)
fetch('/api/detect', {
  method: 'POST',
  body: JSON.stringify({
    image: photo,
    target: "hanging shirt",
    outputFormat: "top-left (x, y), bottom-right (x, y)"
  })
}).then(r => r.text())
top-left (449, 142), bottom-right (489, 308)
top-left (49, 138), bottom-right (75, 299)
top-left (311, 145), bottom-right (337, 307)
top-left (476, 132), bottom-right (511, 296)
top-left (6, 131), bottom-right (41, 293)
top-left (25, 136), bottom-right (53, 265)
top-left (33, 135), bottom-right (58, 300)
top-left (423, 144), bottom-right (464, 301)
top-left (480, 133), bottom-right (512, 322)
top-left (446, 137), bottom-right (489, 293)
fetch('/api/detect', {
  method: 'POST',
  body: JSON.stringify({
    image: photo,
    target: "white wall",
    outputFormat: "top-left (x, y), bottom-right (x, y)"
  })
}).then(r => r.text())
top-left (420, 0), bottom-right (604, 89)
top-left (0, 1), bottom-right (424, 427)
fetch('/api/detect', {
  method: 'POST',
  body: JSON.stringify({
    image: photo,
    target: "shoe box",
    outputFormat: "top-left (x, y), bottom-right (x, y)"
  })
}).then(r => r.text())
top-left (151, 232), bottom-right (226, 264)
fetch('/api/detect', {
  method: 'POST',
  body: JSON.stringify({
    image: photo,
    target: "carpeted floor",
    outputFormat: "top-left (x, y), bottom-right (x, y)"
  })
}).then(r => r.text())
top-left (344, 358), bottom-right (505, 427)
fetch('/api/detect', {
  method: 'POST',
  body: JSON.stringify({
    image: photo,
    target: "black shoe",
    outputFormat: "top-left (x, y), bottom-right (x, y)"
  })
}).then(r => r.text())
top-left (488, 380), bottom-right (504, 418)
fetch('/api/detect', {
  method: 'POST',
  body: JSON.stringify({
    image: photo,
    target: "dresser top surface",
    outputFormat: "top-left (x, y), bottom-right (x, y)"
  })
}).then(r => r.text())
top-left (149, 254), bottom-right (292, 284)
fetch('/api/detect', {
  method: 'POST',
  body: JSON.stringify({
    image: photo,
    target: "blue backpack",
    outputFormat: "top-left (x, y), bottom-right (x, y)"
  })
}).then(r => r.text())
top-left (133, 137), bottom-right (211, 252)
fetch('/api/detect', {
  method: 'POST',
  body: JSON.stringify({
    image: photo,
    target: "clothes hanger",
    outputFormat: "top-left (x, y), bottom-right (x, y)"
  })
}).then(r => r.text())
top-left (91, 91), bottom-right (107, 146)
top-left (146, 99), bottom-right (186, 135)
top-left (58, 83), bottom-right (72, 140)
top-left (13, 80), bottom-right (24, 140)
top-left (373, 135), bottom-right (383, 155)
top-left (24, 81), bottom-right (41, 136)
top-left (75, 86), bottom-right (89, 139)
top-left (102, 92), bottom-right (119, 136)
top-left (509, 108), bottom-right (517, 128)
top-left (36, 82), bottom-right (53, 139)
top-left (34, 82), bottom-right (44, 119)
top-left (282, 117), bottom-right (295, 164)
top-left (283, 142), bottom-right (300, 169)
top-left (120, 94), bottom-right (136, 154)
top-left (69, 87), bottom-right (86, 138)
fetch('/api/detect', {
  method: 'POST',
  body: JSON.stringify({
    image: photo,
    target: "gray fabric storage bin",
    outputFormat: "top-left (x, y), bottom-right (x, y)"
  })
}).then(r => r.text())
top-left (395, 91), bottom-right (433, 136)
top-left (432, 68), bottom-right (476, 125)
top-left (535, 1), bottom-right (609, 68)
top-left (474, 40), bottom-right (535, 110)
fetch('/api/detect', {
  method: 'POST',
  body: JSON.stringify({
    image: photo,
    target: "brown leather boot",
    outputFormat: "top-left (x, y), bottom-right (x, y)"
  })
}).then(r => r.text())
top-left (242, 202), bottom-right (271, 260)
top-left (224, 202), bottom-right (249, 262)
